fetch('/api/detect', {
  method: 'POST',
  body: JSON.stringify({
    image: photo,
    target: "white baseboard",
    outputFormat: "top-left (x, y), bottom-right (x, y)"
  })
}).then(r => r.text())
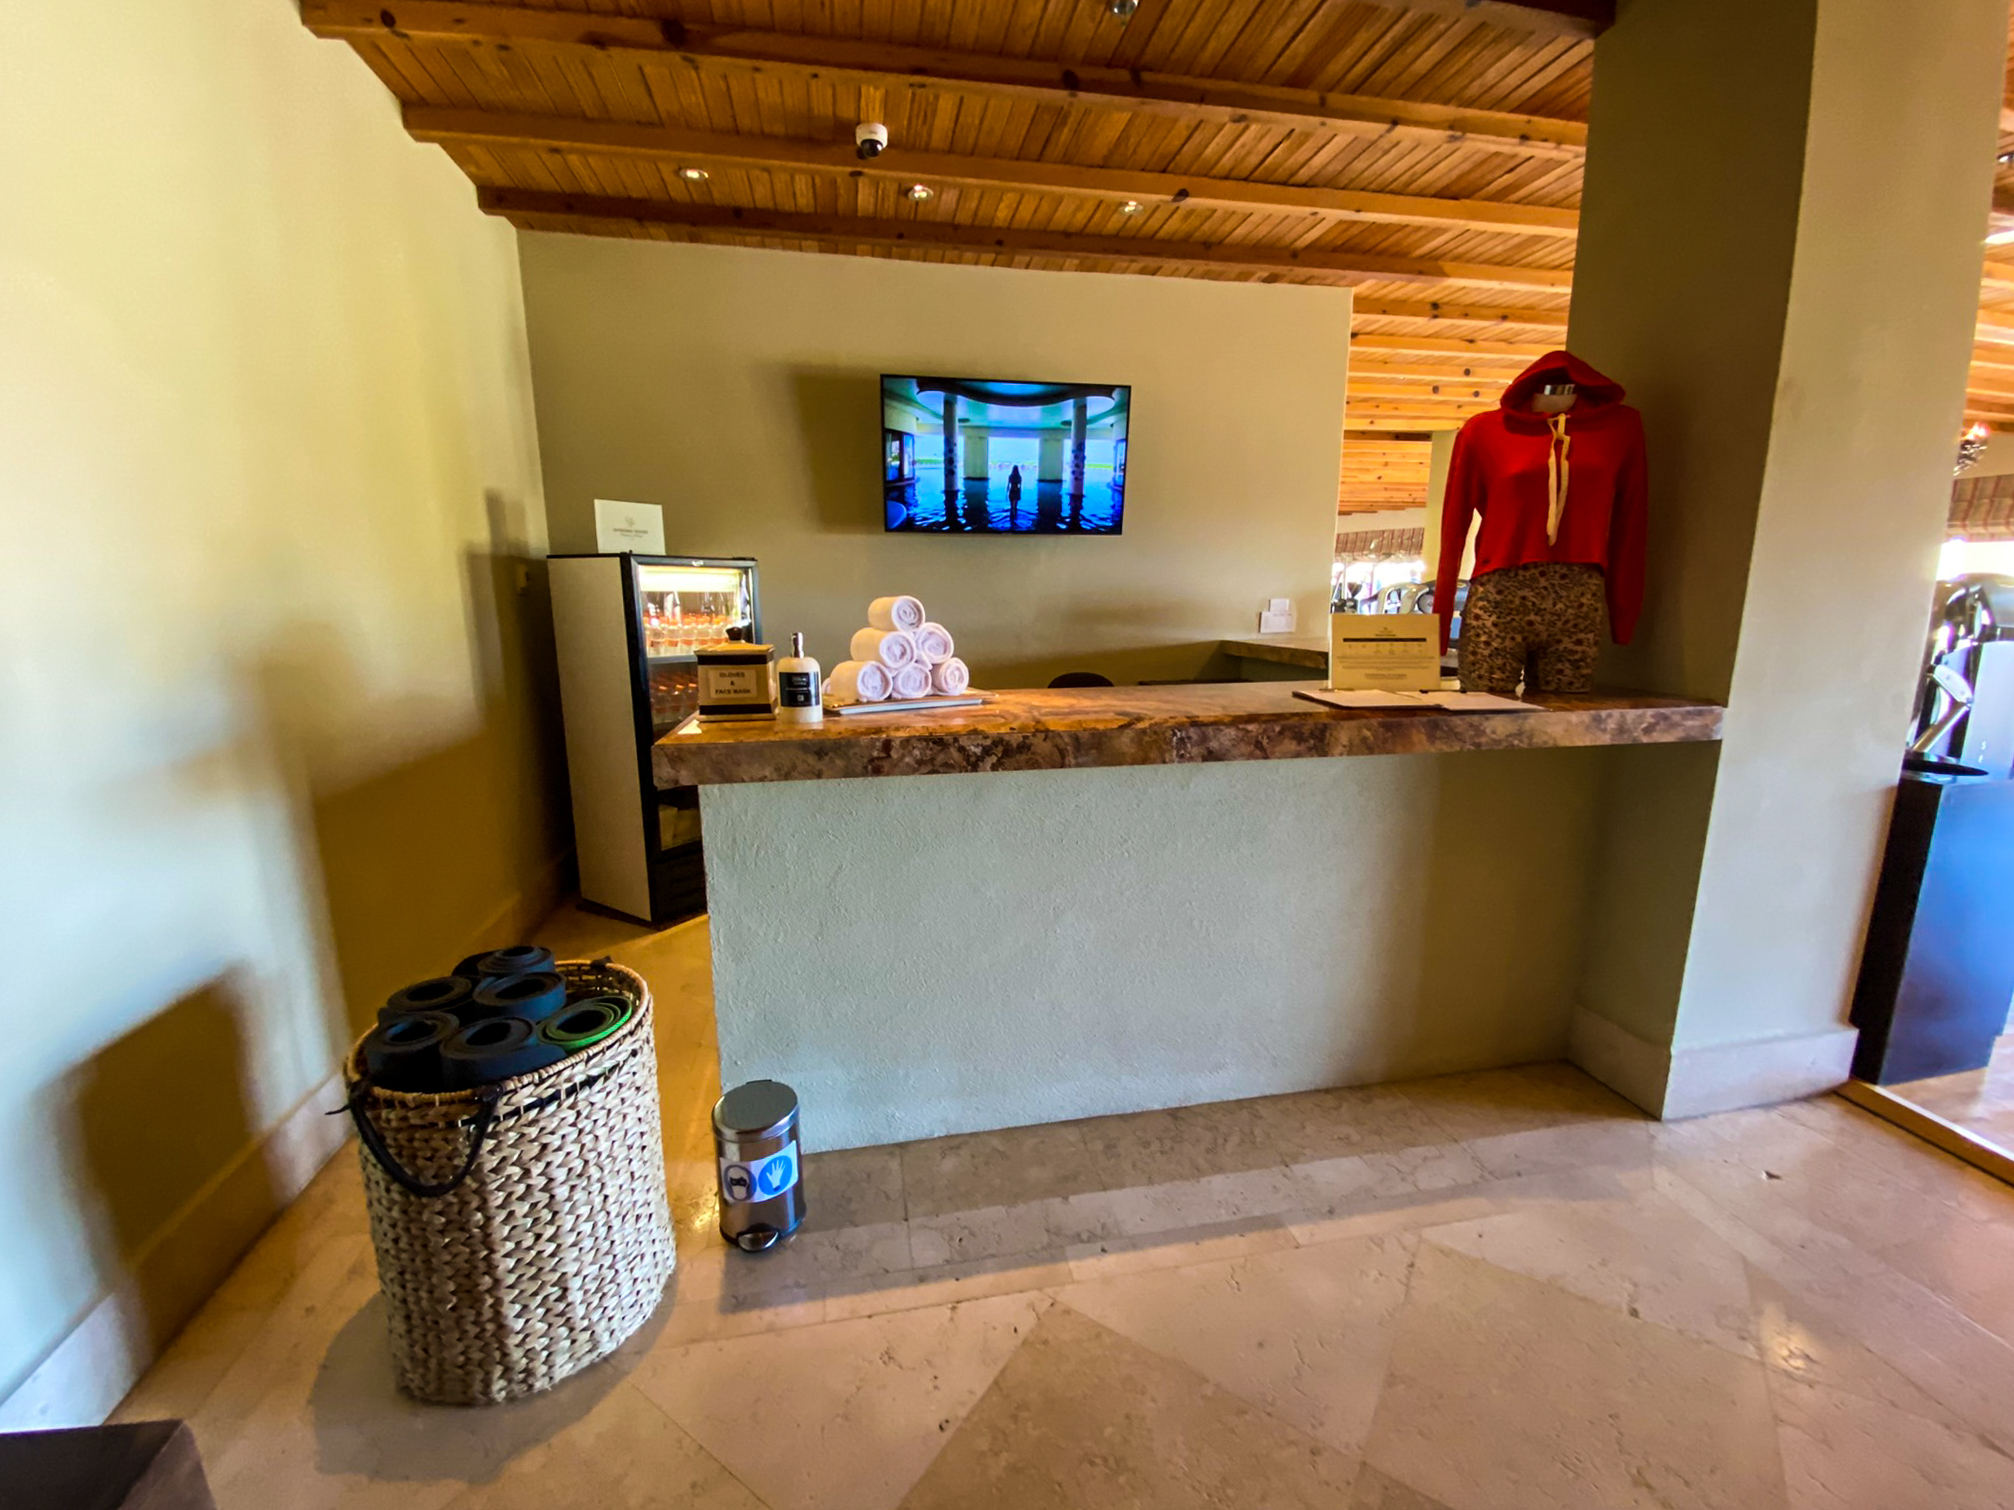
top-left (1568, 1005), bottom-right (1859, 1120)
top-left (1567, 1005), bottom-right (1673, 1115)
top-left (0, 1071), bottom-right (352, 1433)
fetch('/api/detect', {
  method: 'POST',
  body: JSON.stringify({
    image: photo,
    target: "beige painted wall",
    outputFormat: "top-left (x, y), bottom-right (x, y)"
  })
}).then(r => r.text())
top-left (517, 237), bottom-right (1349, 687)
top-left (0, 0), bottom-right (563, 1419)
top-left (1568, 0), bottom-right (2005, 1099)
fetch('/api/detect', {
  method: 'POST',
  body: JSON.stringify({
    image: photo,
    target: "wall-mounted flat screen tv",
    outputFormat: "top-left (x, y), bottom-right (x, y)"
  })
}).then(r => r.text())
top-left (882, 375), bottom-right (1130, 534)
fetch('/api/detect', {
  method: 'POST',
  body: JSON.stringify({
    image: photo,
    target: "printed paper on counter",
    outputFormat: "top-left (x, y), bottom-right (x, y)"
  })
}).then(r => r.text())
top-left (1327, 612), bottom-right (1440, 692)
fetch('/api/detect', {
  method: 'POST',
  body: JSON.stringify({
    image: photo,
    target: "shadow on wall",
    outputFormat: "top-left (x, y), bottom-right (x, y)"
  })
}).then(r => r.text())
top-left (1399, 745), bottom-right (1611, 1076)
top-left (59, 974), bottom-right (269, 1373)
top-left (790, 368), bottom-right (880, 536)
top-left (253, 488), bottom-right (570, 1045)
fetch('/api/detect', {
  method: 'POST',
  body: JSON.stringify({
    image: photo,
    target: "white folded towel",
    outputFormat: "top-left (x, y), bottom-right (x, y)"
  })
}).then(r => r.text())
top-left (867, 595), bottom-right (926, 632)
top-left (912, 622), bottom-right (955, 665)
top-left (932, 657), bottom-right (971, 696)
top-left (889, 661), bottom-right (933, 700)
top-left (826, 660), bottom-right (891, 704)
top-left (851, 626), bottom-right (919, 668)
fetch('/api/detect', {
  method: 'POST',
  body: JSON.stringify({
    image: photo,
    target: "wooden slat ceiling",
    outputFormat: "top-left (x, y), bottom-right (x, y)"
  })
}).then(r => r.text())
top-left (301, 0), bottom-right (2005, 519)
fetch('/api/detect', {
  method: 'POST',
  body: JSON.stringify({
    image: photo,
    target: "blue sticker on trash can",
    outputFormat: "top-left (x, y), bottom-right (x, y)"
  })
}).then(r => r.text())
top-left (720, 1145), bottom-right (796, 1204)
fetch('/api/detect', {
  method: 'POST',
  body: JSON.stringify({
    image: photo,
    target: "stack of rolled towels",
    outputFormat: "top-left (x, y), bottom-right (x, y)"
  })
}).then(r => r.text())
top-left (826, 594), bottom-right (972, 705)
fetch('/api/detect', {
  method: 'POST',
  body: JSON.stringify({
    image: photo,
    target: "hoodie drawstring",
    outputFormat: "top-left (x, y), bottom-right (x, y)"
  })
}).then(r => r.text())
top-left (1546, 413), bottom-right (1571, 544)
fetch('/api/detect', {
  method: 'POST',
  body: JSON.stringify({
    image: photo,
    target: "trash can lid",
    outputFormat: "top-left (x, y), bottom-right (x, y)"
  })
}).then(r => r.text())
top-left (713, 1079), bottom-right (799, 1140)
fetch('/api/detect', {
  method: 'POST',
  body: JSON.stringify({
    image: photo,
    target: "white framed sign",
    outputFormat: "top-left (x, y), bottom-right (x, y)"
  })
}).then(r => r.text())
top-left (1328, 612), bottom-right (1441, 692)
top-left (593, 498), bottom-right (666, 555)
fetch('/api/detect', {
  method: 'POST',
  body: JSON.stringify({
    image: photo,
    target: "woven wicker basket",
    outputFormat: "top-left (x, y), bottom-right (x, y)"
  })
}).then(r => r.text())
top-left (343, 959), bottom-right (674, 1405)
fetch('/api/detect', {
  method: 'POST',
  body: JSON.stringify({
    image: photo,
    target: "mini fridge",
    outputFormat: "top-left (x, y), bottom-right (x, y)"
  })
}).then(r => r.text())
top-left (549, 553), bottom-right (760, 923)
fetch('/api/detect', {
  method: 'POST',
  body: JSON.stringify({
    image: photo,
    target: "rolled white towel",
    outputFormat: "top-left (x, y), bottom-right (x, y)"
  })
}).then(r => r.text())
top-left (826, 660), bottom-right (891, 704)
top-left (912, 622), bottom-right (955, 665)
top-left (867, 595), bottom-right (926, 632)
top-left (932, 657), bottom-right (971, 696)
top-left (851, 626), bottom-right (919, 668)
top-left (889, 661), bottom-right (933, 700)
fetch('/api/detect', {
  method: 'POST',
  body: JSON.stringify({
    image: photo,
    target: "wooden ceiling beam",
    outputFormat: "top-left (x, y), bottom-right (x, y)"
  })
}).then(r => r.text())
top-left (1350, 359), bottom-right (1525, 381)
top-left (1352, 304), bottom-right (1566, 330)
top-left (1349, 381), bottom-right (1499, 401)
top-left (477, 187), bottom-right (1574, 291)
top-left (1348, 405), bottom-right (1491, 423)
top-left (1976, 309), bottom-right (2014, 344)
top-left (1369, 0), bottom-right (1613, 40)
top-left (1349, 333), bottom-right (1558, 361)
top-left (303, 0), bottom-right (1588, 160)
top-left (414, 108), bottom-right (1579, 244)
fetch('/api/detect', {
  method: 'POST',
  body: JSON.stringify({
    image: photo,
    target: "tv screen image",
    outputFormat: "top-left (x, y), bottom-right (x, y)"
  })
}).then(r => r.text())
top-left (882, 375), bottom-right (1131, 534)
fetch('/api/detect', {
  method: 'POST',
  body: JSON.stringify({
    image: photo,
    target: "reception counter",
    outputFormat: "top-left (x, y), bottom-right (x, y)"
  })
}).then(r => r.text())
top-left (661, 683), bottom-right (1723, 1151)
top-left (654, 683), bottom-right (1721, 787)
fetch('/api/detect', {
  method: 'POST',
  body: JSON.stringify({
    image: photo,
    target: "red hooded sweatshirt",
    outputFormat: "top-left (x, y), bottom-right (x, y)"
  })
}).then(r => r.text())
top-left (1434, 350), bottom-right (1648, 653)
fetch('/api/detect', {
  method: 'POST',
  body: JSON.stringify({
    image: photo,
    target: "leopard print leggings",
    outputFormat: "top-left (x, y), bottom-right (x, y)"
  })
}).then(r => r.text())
top-left (1458, 562), bottom-right (1606, 695)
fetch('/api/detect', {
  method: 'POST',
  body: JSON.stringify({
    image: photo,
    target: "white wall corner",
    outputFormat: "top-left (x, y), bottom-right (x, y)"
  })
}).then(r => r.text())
top-left (0, 1072), bottom-right (353, 1433)
top-left (1567, 1005), bottom-right (1673, 1116)
top-left (1660, 1026), bottom-right (1860, 1121)
top-left (1569, 1005), bottom-right (1858, 1121)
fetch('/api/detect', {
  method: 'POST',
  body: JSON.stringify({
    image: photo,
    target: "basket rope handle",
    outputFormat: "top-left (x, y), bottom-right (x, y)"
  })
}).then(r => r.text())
top-left (334, 1080), bottom-right (503, 1199)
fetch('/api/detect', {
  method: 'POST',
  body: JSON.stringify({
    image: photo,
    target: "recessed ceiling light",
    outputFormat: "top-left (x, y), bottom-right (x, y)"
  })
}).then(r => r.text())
top-left (906, 184), bottom-right (934, 201)
top-left (1120, 200), bottom-right (1144, 214)
top-left (678, 167), bottom-right (709, 182)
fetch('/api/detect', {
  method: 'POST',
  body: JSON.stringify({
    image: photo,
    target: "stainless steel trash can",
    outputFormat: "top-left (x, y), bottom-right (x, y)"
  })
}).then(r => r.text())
top-left (712, 1080), bottom-right (806, 1252)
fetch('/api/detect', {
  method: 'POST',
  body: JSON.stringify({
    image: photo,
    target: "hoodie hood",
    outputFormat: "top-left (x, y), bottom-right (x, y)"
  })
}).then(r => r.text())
top-left (1499, 350), bottom-right (1626, 414)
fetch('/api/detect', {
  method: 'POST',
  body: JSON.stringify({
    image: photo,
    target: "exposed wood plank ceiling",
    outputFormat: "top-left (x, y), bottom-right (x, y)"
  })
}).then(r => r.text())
top-left (302, 0), bottom-right (2005, 520)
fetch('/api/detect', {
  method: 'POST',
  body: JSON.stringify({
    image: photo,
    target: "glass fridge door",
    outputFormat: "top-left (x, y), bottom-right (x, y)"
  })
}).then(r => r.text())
top-left (633, 560), bottom-right (757, 739)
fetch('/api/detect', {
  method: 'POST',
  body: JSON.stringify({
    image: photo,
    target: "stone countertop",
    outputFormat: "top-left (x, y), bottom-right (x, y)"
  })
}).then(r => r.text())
top-left (652, 682), bottom-right (1723, 788)
top-left (1220, 634), bottom-right (1330, 669)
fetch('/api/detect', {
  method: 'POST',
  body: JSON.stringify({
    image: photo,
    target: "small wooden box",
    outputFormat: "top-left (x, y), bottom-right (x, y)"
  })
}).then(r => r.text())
top-left (696, 642), bottom-right (775, 721)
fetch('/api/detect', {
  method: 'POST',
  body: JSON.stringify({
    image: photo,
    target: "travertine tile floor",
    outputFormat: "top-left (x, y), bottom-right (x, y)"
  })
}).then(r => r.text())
top-left (1887, 1033), bottom-right (2014, 1154)
top-left (116, 904), bottom-right (2014, 1509)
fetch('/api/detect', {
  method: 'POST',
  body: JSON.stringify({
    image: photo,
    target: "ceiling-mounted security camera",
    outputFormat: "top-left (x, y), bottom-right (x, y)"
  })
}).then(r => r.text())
top-left (1107, 0), bottom-right (1139, 17)
top-left (855, 122), bottom-right (890, 160)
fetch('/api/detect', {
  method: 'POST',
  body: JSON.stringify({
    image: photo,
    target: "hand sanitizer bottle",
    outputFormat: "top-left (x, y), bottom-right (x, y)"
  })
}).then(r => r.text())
top-left (776, 632), bottom-right (823, 725)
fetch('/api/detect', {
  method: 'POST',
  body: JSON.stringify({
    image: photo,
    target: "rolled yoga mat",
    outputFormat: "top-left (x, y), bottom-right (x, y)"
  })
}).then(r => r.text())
top-left (466, 970), bottom-right (568, 1024)
top-left (450, 944), bottom-right (553, 983)
top-left (850, 626), bottom-right (919, 668)
top-left (826, 660), bottom-right (891, 704)
top-left (475, 944), bottom-right (553, 978)
top-left (890, 661), bottom-right (934, 700)
top-left (867, 595), bottom-right (926, 632)
top-left (912, 623), bottom-right (955, 665)
top-left (440, 1015), bottom-right (566, 1088)
top-left (381, 975), bottom-right (475, 1024)
top-left (363, 1011), bottom-right (460, 1092)
top-left (932, 657), bottom-right (971, 696)
top-left (539, 995), bottom-right (635, 1052)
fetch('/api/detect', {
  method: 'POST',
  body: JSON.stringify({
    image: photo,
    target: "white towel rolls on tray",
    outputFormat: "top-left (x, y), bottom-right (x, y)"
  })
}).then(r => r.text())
top-left (826, 660), bottom-right (891, 704)
top-left (889, 661), bottom-right (934, 700)
top-left (850, 626), bottom-right (919, 668)
top-left (867, 595), bottom-right (926, 632)
top-left (932, 657), bottom-right (971, 696)
top-left (912, 622), bottom-right (955, 665)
